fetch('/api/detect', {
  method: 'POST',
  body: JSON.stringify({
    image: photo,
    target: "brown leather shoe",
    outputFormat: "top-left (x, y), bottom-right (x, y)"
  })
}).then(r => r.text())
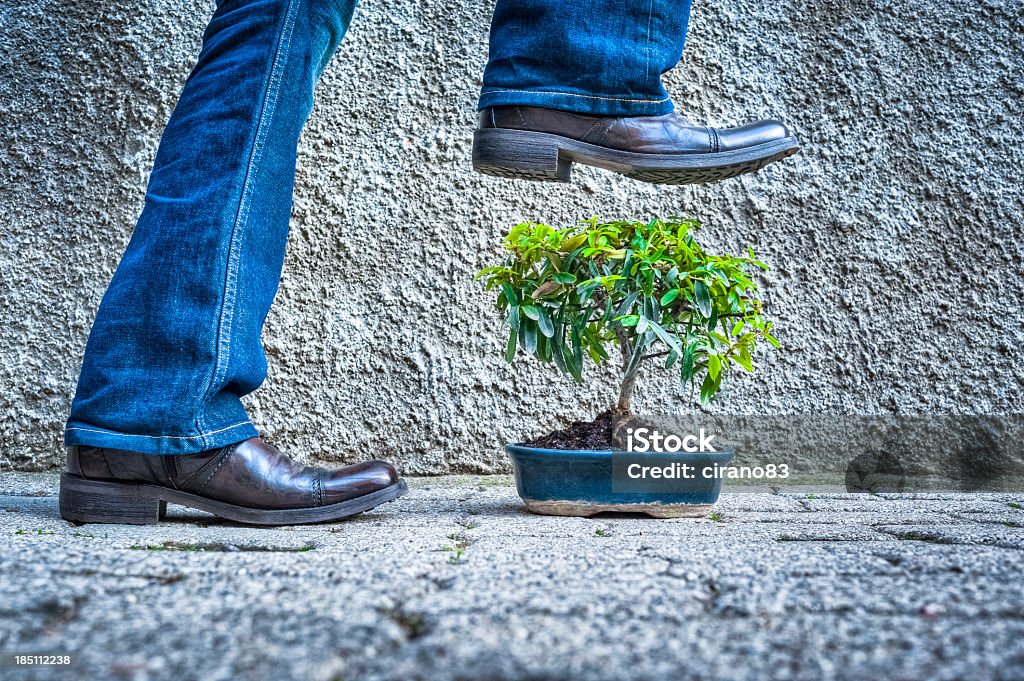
top-left (59, 438), bottom-right (406, 526)
top-left (473, 105), bottom-right (799, 185)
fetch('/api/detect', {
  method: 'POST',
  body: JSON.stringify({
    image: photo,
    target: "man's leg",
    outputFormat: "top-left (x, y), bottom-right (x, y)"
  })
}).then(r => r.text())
top-left (67, 0), bottom-right (354, 454)
top-left (60, 0), bottom-right (406, 525)
top-left (473, 0), bottom-right (799, 184)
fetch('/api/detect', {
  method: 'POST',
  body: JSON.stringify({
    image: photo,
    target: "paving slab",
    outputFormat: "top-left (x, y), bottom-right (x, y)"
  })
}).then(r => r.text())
top-left (1, 474), bottom-right (1023, 681)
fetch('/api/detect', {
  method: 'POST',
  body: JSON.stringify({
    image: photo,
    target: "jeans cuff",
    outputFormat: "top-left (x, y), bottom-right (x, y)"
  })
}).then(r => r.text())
top-left (478, 88), bottom-right (675, 116)
top-left (63, 420), bottom-right (259, 455)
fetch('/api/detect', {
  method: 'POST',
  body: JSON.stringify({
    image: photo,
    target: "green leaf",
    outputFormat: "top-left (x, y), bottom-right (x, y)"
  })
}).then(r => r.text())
top-left (552, 272), bottom-right (577, 284)
top-left (501, 283), bottom-right (518, 308)
top-left (660, 289), bottom-right (679, 306)
top-left (708, 331), bottom-right (729, 345)
top-left (765, 333), bottom-right (781, 349)
top-left (566, 354), bottom-right (583, 383)
top-left (624, 336), bottom-right (649, 378)
top-left (680, 345), bottom-right (696, 383)
top-left (636, 316), bottom-right (649, 334)
top-left (521, 305), bottom-right (540, 321)
top-left (619, 315), bottom-right (640, 327)
top-left (563, 336), bottom-right (583, 382)
top-left (647, 320), bottom-right (681, 356)
top-left (694, 280), bottom-right (712, 317)
top-left (551, 335), bottom-right (568, 373)
top-left (537, 333), bottom-right (551, 361)
top-left (735, 346), bottom-right (754, 371)
top-left (643, 296), bottom-right (659, 322)
top-left (536, 309), bottom-right (554, 338)
top-left (505, 328), bottom-right (517, 362)
top-left (708, 354), bottom-right (721, 380)
top-left (520, 320), bottom-right (538, 355)
top-left (621, 250), bottom-right (633, 277)
top-left (570, 324), bottom-right (584, 366)
top-left (699, 373), bottom-right (720, 405)
top-left (731, 320), bottom-right (745, 336)
top-left (508, 305), bottom-right (520, 332)
top-left (602, 295), bottom-right (614, 323)
top-left (560, 233), bottom-right (588, 253)
top-left (615, 291), bottom-right (641, 318)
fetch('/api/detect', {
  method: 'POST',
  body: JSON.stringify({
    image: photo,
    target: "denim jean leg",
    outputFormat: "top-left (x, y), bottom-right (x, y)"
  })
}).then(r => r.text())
top-left (480, 0), bottom-right (692, 116)
top-left (65, 0), bottom-right (358, 455)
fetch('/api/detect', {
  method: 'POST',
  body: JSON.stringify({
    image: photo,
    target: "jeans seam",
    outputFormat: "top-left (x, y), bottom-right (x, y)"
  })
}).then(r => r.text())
top-left (197, 0), bottom-right (300, 447)
top-left (65, 421), bottom-right (253, 441)
top-left (480, 88), bottom-right (670, 105)
top-left (644, 0), bottom-right (655, 92)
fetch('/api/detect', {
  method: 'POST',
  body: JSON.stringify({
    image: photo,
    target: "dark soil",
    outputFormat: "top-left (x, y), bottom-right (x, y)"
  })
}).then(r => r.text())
top-left (524, 411), bottom-right (654, 451)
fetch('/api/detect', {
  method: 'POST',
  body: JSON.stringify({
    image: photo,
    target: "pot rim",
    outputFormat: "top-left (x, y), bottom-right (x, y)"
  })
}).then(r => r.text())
top-left (505, 443), bottom-right (736, 459)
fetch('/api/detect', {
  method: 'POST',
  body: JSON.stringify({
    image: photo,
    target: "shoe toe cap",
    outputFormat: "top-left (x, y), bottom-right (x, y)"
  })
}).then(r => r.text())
top-left (758, 119), bottom-right (794, 141)
top-left (321, 460), bottom-right (401, 503)
top-left (721, 119), bottom-right (796, 151)
top-left (360, 460), bottom-right (401, 488)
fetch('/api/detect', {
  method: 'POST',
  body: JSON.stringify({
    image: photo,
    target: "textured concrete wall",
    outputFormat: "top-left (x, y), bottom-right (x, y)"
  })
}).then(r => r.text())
top-left (2, 0), bottom-right (1022, 472)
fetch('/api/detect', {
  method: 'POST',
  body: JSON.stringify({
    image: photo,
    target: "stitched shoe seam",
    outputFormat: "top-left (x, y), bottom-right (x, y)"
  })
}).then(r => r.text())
top-left (163, 456), bottom-right (180, 490)
top-left (596, 119), bottom-right (616, 147)
top-left (99, 450), bottom-right (114, 479)
top-left (579, 119), bottom-right (605, 144)
top-left (176, 447), bottom-right (224, 489)
top-left (514, 106), bottom-right (528, 130)
top-left (313, 469), bottom-right (323, 507)
top-left (193, 447), bottom-right (233, 493)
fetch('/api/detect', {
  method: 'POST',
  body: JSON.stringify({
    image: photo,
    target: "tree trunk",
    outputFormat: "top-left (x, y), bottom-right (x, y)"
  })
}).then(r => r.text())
top-left (615, 329), bottom-right (638, 414)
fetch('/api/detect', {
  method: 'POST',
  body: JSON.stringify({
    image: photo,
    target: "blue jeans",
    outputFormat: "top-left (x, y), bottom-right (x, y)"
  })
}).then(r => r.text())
top-left (65, 0), bottom-right (692, 454)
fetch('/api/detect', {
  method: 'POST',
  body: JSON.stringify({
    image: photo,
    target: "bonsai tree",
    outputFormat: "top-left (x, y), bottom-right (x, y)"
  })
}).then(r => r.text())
top-left (476, 217), bottom-right (779, 414)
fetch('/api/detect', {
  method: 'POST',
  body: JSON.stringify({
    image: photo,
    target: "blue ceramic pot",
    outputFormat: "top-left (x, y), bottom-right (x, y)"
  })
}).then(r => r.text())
top-left (506, 444), bottom-right (735, 518)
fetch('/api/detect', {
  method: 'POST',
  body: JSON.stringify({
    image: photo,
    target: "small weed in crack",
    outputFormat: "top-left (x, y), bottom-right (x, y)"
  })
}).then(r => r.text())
top-left (438, 533), bottom-right (471, 563)
top-left (1008, 503), bottom-right (1022, 510)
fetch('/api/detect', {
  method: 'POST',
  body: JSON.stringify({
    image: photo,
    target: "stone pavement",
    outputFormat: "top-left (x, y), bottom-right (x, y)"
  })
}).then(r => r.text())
top-left (1, 473), bottom-right (1023, 681)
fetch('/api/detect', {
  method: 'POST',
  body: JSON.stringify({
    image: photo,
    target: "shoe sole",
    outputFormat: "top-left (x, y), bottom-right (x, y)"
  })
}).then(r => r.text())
top-left (59, 472), bottom-right (408, 526)
top-left (472, 127), bottom-right (800, 185)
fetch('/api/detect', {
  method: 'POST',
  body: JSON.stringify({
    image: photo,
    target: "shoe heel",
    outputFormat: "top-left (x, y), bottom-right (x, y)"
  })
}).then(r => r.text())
top-left (472, 129), bottom-right (571, 182)
top-left (60, 473), bottom-right (163, 525)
